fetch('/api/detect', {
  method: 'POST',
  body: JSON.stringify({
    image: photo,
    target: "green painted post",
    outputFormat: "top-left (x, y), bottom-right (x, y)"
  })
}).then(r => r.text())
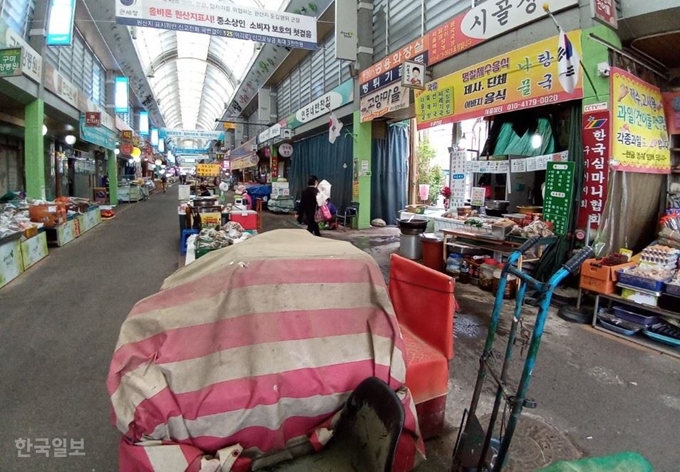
top-left (581, 26), bottom-right (622, 106)
top-left (24, 99), bottom-right (45, 199)
top-left (107, 149), bottom-right (118, 205)
top-left (353, 111), bottom-right (372, 229)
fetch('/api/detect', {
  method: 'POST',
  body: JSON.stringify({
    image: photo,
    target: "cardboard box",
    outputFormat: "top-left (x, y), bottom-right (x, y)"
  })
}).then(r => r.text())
top-left (621, 288), bottom-right (658, 307)
top-left (579, 258), bottom-right (635, 294)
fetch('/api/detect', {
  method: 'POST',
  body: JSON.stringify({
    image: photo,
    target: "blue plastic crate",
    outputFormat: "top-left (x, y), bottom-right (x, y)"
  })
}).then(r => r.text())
top-left (617, 269), bottom-right (668, 292)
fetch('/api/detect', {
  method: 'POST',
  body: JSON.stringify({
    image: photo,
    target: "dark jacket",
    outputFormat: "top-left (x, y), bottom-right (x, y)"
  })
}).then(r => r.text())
top-left (298, 186), bottom-right (319, 224)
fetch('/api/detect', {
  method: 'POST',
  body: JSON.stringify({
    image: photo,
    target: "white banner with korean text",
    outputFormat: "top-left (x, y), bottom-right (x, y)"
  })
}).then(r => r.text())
top-left (115, 0), bottom-right (317, 50)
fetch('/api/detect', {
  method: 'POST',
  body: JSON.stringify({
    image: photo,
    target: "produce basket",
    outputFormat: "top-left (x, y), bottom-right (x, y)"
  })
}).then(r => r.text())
top-left (617, 268), bottom-right (669, 292)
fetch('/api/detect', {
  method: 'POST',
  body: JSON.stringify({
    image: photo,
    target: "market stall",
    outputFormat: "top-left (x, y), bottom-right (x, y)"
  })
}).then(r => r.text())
top-left (581, 215), bottom-right (680, 358)
top-left (0, 198), bottom-right (50, 289)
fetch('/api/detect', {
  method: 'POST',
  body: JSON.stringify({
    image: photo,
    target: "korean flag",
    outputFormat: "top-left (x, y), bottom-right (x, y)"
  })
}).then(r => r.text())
top-left (557, 29), bottom-right (580, 94)
top-left (329, 112), bottom-right (343, 144)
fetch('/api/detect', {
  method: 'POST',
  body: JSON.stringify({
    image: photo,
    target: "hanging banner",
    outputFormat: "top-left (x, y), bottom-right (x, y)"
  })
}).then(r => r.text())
top-left (160, 129), bottom-right (225, 140)
top-left (663, 92), bottom-right (680, 136)
top-left (359, 0), bottom-right (578, 93)
top-left (610, 68), bottom-right (670, 174)
top-left (579, 108), bottom-right (610, 229)
top-left (450, 174), bottom-right (466, 208)
top-left (115, 0), bottom-right (317, 50)
top-left (416, 31), bottom-right (583, 130)
top-left (544, 161), bottom-right (575, 236)
top-left (360, 84), bottom-right (410, 122)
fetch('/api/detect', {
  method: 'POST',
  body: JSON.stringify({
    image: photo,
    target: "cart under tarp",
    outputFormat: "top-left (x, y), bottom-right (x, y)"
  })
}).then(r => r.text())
top-left (108, 229), bottom-right (424, 472)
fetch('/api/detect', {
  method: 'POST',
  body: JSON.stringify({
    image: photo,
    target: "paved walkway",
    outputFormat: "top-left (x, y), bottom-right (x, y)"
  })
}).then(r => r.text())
top-left (0, 189), bottom-right (180, 471)
top-left (1, 189), bottom-right (679, 471)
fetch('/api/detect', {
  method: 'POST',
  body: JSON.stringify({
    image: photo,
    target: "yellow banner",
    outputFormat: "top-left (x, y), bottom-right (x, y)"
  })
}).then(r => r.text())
top-left (610, 68), bottom-right (670, 174)
top-left (416, 31), bottom-right (583, 129)
top-left (196, 163), bottom-right (221, 177)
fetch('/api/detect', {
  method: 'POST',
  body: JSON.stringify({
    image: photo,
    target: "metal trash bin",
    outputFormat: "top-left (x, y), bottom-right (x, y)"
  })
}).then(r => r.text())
top-left (398, 218), bottom-right (428, 260)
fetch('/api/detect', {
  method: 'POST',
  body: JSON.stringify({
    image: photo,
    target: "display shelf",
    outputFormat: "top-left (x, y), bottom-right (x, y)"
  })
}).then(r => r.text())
top-left (592, 324), bottom-right (680, 359)
top-left (597, 292), bottom-right (680, 321)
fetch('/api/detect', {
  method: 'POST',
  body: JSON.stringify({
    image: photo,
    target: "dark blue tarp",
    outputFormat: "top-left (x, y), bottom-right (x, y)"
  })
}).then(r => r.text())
top-left (371, 123), bottom-right (409, 225)
top-left (289, 126), bottom-right (353, 212)
top-left (245, 184), bottom-right (271, 199)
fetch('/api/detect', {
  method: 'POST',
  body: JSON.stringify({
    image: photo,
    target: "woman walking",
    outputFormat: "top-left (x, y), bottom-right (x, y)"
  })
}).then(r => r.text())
top-left (298, 175), bottom-right (320, 236)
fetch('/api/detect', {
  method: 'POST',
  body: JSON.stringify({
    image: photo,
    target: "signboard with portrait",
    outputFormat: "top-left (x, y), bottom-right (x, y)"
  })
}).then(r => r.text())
top-left (401, 61), bottom-right (425, 90)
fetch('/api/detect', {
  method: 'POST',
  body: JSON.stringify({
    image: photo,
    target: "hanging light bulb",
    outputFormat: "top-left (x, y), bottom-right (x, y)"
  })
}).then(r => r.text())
top-left (155, 159), bottom-right (162, 165)
top-left (64, 135), bottom-right (77, 145)
top-left (42, 125), bottom-right (48, 136)
top-left (531, 134), bottom-right (543, 149)
top-left (114, 148), bottom-right (120, 155)
top-left (131, 147), bottom-right (141, 158)
top-left (128, 158), bottom-right (135, 165)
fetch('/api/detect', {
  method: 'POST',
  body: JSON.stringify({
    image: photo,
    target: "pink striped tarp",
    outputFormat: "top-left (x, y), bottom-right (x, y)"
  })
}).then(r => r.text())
top-left (108, 229), bottom-right (425, 471)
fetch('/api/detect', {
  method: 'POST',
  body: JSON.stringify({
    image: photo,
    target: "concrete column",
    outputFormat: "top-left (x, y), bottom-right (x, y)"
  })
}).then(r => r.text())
top-left (581, 26), bottom-right (621, 107)
top-left (353, 110), bottom-right (371, 228)
top-left (25, 99), bottom-right (46, 199)
top-left (107, 149), bottom-right (118, 205)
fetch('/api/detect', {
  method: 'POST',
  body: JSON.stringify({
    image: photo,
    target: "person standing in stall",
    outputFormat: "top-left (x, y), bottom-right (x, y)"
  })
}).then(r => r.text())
top-left (298, 175), bottom-right (320, 236)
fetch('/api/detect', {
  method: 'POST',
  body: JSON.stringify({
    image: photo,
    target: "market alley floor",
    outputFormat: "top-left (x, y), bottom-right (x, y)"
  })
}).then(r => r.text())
top-left (1, 189), bottom-right (679, 471)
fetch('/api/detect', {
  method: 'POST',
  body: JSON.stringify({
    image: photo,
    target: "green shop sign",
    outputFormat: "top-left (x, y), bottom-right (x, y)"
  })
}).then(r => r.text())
top-left (79, 114), bottom-right (117, 150)
top-left (543, 161), bottom-right (575, 236)
top-left (0, 48), bottom-right (21, 77)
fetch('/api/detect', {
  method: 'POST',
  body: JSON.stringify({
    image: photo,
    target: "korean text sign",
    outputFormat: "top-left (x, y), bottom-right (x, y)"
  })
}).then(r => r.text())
top-left (543, 162), bottom-right (575, 236)
top-left (360, 85), bottom-right (410, 122)
top-left (579, 109), bottom-right (610, 228)
top-left (415, 31), bottom-right (583, 130)
top-left (115, 0), bottom-right (317, 50)
top-left (610, 68), bottom-right (670, 174)
top-left (358, 0), bottom-right (578, 93)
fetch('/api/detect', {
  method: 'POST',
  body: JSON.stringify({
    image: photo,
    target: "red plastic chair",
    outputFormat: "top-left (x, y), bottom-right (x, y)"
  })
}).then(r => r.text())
top-left (389, 254), bottom-right (455, 439)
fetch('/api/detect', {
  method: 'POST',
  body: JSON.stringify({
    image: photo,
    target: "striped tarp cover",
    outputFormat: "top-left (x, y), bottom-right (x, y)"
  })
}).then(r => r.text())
top-left (108, 229), bottom-right (425, 471)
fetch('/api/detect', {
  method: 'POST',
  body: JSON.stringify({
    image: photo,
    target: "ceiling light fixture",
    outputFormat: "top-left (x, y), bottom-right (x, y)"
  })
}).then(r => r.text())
top-left (64, 135), bottom-right (76, 145)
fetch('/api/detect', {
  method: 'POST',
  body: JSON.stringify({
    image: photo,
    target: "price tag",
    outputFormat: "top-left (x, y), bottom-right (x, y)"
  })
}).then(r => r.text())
top-left (619, 248), bottom-right (633, 261)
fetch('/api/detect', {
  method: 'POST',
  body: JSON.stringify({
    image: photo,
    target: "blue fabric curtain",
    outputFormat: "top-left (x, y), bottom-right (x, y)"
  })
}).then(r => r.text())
top-left (371, 123), bottom-right (409, 225)
top-left (290, 126), bottom-right (354, 211)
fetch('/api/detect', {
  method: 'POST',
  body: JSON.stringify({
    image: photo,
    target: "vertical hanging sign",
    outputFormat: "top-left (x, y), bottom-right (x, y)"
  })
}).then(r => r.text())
top-left (114, 77), bottom-right (129, 113)
top-left (335, 0), bottom-right (357, 61)
top-left (543, 162), bottom-right (575, 235)
top-left (579, 105), bottom-right (610, 229)
top-left (590, 0), bottom-right (618, 29)
top-left (46, 0), bottom-right (76, 46)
